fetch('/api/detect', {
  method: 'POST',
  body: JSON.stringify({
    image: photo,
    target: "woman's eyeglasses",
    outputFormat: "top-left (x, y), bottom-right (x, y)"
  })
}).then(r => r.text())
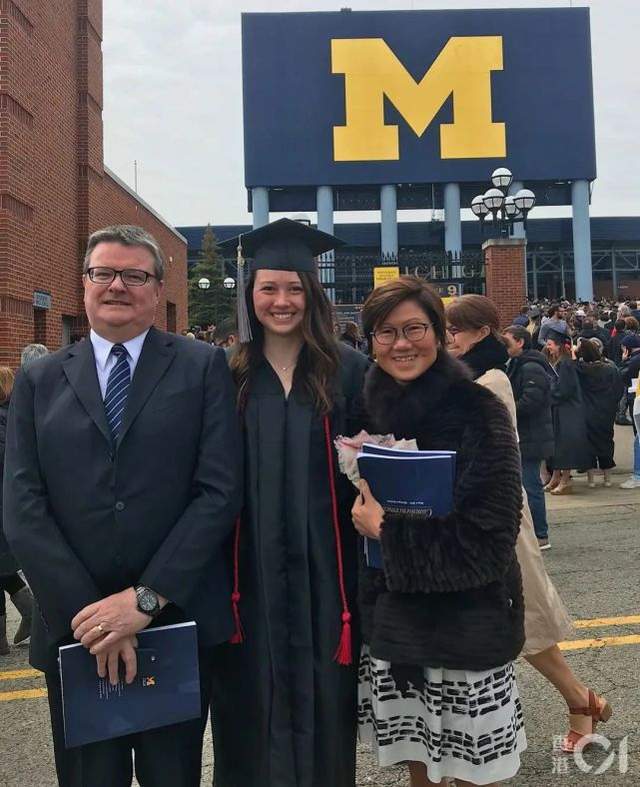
top-left (372, 323), bottom-right (431, 345)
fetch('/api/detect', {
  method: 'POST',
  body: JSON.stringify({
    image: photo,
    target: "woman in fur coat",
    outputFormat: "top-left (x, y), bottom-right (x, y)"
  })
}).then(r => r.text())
top-left (352, 277), bottom-right (526, 787)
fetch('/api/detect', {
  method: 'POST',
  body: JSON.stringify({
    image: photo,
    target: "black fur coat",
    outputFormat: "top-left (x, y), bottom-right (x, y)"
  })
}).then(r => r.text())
top-left (360, 351), bottom-right (525, 671)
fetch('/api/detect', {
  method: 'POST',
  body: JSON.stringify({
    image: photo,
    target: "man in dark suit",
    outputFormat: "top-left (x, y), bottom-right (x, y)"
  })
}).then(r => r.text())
top-left (3, 225), bottom-right (241, 786)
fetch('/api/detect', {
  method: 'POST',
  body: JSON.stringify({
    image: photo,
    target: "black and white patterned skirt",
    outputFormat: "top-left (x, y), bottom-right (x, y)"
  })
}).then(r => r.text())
top-left (358, 645), bottom-right (527, 785)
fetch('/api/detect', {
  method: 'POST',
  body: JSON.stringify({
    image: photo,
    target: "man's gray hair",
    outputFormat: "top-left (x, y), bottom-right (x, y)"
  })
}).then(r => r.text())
top-left (83, 225), bottom-right (165, 280)
top-left (21, 343), bottom-right (49, 370)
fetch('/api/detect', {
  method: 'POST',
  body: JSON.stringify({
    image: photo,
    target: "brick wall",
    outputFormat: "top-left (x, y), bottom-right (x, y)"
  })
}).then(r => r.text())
top-left (92, 171), bottom-right (188, 334)
top-left (0, 0), bottom-right (186, 368)
top-left (483, 238), bottom-right (527, 328)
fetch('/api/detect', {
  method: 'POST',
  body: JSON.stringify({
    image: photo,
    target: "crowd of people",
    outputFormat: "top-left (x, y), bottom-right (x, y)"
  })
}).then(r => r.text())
top-left (1, 220), bottom-right (636, 787)
top-left (508, 298), bottom-right (640, 495)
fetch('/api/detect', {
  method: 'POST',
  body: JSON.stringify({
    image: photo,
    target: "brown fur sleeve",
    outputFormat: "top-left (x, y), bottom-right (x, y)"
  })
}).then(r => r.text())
top-left (379, 394), bottom-right (522, 593)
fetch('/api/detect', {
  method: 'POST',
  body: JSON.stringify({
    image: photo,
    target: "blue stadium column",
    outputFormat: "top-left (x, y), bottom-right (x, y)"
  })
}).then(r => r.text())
top-left (508, 181), bottom-right (526, 240)
top-left (317, 186), bottom-right (334, 235)
top-left (571, 180), bottom-right (594, 302)
top-left (317, 186), bottom-right (335, 303)
top-left (611, 250), bottom-right (618, 300)
top-left (508, 181), bottom-right (527, 296)
top-left (251, 187), bottom-right (269, 229)
top-left (380, 185), bottom-right (398, 257)
top-left (444, 183), bottom-right (462, 277)
top-left (444, 183), bottom-right (462, 254)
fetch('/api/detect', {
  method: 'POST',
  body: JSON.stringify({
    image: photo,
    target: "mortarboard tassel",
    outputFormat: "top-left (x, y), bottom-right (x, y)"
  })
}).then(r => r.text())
top-left (229, 515), bottom-right (244, 644)
top-left (323, 415), bottom-right (353, 666)
top-left (236, 237), bottom-right (253, 343)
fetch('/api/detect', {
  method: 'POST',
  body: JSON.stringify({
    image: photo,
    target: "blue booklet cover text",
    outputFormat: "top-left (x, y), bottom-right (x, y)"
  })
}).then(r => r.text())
top-left (357, 450), bottom-right (456, 569)
top-left (59, 621), bottom-right (200, 748)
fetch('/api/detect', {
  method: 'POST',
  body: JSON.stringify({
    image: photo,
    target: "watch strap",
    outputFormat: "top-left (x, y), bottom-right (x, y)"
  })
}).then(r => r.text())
top-left (135, 585), bottom-right (162, 618)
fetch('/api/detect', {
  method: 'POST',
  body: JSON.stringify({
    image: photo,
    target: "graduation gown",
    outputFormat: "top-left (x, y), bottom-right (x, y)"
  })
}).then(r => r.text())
top-left (211, 344), bottom-right (368, 787)
top-left (575, 360), bottom-right (624, 464)
top-left (549, 357), bottom-right (590, 470)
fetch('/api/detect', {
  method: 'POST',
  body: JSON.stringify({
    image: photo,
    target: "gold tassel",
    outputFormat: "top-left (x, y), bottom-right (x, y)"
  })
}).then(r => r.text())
top-left (236, 237), bottom-right (252, 343)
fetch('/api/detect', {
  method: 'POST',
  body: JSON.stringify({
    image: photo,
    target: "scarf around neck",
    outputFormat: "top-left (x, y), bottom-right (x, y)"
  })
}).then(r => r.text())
top-left (460, 334), bottom-right (509, 380)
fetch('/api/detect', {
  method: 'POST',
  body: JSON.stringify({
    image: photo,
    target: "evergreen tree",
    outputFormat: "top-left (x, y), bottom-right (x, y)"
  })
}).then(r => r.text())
top-left (188, 225), bottom-right (235, 330)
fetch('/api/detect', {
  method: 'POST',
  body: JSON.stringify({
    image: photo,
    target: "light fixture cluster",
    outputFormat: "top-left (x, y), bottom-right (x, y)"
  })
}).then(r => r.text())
top-left (471, 168), bottom-right (536, 237)
top-left (198, 276), bottom-right (236, 290)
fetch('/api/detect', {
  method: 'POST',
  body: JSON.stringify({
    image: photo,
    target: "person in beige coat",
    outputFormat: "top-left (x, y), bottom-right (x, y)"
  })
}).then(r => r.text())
top-left (445, 295), bottom-right (612, 754)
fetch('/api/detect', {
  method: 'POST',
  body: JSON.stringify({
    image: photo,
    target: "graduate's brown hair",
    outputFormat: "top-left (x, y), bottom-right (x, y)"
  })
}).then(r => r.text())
top-left (230, 269), bottom-right (339, 414)
top-left (575, 338), bottom-right (601, 362)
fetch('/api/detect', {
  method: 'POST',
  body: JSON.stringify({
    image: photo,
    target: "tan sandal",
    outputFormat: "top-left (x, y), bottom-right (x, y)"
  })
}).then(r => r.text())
top-left (550, 482), bottom-right (572, 495)
top-left (562, 689), bottom-right (612, 753)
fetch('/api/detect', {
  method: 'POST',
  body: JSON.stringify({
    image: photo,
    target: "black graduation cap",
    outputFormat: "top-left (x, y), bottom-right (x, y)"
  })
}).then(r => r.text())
top-left (222, 217), bottom-right (344, 273)
top-left (545, 328), bottom-right (571, 345)
top-left (223, 218), bottom-right (345, 342)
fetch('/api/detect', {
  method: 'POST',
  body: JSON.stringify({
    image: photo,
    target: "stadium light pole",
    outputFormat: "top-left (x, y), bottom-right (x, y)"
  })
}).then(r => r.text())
top-left (471, 169), bottom-right (536, 238)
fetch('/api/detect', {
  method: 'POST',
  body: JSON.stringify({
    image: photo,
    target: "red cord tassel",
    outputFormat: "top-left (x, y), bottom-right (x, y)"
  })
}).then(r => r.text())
top-left (229, 516), bottom-right (244, 644)
top-left (230, 591), bottom-right (244, 644)
top-left (324, 415), bottom-right (353, 667)
top-left (334, 611), bottom-right (353, 666)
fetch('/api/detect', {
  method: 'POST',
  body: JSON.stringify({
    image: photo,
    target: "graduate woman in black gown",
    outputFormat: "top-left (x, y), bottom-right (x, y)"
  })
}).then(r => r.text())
top-left (211, 219), bottom-right (368, 787)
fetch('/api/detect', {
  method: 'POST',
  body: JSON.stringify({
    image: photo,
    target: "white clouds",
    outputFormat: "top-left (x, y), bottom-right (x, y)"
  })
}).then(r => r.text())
top-left (102, 0), bottom-right (640, 226)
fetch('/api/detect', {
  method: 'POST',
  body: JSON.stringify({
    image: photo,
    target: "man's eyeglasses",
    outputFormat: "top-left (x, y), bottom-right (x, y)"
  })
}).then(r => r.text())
top-left (86, 267), bottom-right (159, 287)
top-left (372, 323), bottom-right (431, 345)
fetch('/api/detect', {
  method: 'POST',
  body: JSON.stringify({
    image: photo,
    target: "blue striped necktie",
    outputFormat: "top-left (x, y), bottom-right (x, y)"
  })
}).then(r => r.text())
top-left (104, 344), bottom-right (131, 440)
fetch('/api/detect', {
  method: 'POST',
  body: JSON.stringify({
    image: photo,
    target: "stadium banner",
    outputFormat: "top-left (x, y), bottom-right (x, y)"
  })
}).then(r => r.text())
top-left (242, 8), bottom-right (595, 187)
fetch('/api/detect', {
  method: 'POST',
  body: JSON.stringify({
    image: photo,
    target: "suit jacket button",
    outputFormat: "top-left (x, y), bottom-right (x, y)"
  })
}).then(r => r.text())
top-left (115, 501), bottom-right (125, 512)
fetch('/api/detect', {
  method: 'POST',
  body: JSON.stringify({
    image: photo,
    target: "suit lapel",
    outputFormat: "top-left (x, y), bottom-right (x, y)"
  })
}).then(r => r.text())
top-left (116, 327), bottom-right (176, 447)
top-left (62, 339), bottom-right (112, 446)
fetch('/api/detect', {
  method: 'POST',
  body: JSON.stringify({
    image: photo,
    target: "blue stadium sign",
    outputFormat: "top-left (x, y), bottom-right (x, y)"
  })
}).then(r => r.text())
top-left (242, 8), bottom-right (596, 187)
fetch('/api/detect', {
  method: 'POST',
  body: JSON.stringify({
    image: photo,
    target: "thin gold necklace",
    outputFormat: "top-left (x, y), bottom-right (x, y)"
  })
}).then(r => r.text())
top-left (266, 344), bottom-right (301, 374)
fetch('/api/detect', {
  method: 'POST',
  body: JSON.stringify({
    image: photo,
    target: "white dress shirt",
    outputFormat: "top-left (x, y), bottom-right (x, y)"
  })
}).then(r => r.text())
top-left (90, 328), bottom-right (150, 399)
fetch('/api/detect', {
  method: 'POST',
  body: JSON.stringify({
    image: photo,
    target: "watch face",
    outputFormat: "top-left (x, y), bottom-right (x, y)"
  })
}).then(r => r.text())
top-left (138, 589), bottom-right (157, 613)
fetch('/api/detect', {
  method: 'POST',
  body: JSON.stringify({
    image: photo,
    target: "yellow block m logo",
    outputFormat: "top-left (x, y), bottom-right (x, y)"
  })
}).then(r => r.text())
top-left (332, 36), bottom-right (506, 161)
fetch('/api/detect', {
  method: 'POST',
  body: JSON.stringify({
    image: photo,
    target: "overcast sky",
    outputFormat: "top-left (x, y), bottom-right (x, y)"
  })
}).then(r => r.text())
top-left (102, 0), bottom-right (640, 229)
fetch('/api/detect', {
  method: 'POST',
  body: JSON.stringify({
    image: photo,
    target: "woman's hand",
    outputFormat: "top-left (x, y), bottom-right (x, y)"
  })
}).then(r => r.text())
top-left (351, 479), bottom-right (384, 540)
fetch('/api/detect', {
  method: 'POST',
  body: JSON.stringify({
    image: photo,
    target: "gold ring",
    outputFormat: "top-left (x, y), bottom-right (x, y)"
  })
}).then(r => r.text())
top-left (97, 623), bottom-right (105, 633)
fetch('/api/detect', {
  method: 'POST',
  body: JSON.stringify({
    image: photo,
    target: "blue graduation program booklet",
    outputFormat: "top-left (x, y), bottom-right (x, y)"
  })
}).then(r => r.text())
top-left (59, 621), bottom-right (200, 749)
top-left (357, 449), bottom-right (456, 569)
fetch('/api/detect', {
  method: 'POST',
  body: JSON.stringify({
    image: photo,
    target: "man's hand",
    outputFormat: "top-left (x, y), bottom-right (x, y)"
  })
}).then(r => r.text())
top-left (351, 479), bottom-right (384, 540)
top-left (96, 634), bottom-right (138, 686)
top-left (72, 587), bottom-right (152, 653)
